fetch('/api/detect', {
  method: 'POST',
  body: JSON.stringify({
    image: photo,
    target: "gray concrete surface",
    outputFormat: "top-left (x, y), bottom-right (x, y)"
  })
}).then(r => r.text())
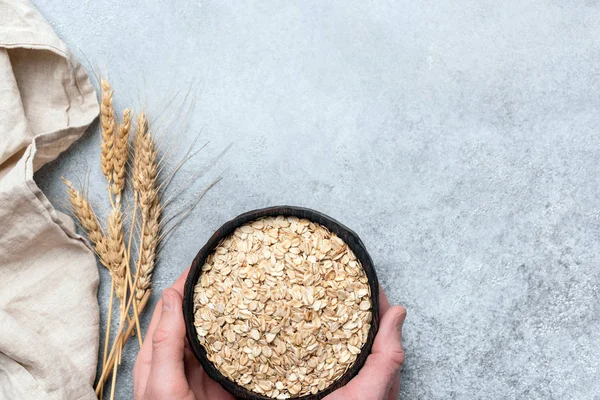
top-left (32, 0), bottom-right (600, 399)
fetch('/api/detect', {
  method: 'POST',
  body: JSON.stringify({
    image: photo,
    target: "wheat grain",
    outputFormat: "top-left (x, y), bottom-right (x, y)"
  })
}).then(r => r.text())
top-left (100, 80), bottom-right (115, 182)
top-left (112, 108), bottom-right (132, 199)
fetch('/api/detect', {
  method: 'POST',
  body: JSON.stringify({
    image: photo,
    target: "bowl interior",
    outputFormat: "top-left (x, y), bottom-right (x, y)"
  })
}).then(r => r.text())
top-left (183, 205), bottom-right (380, 400)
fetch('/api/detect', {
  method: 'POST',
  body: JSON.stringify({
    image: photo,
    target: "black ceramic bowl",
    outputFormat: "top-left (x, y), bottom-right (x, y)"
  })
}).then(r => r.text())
top-left (183, 206), bottom-right (380, 400)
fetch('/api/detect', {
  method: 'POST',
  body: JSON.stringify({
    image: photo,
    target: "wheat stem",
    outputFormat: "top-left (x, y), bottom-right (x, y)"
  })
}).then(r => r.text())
top-left (99, 221), bottom-right (146, 391)
top-left (124, 248), bottom-right (143, 347)
top-left (95, 287), bottom-right (151, 393)
top-left (102, 280), bottom-right (115, 382)
top-left (126, 196), bottom-right (143, 343)
top-left (100, 280), bottom-right (115, 400)
top-left (109, 335), bottom-right (119, 400)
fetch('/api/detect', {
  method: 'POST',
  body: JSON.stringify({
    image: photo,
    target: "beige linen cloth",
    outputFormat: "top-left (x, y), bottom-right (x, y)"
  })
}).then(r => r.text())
top-left (0, 1), bottom-right (100, 399)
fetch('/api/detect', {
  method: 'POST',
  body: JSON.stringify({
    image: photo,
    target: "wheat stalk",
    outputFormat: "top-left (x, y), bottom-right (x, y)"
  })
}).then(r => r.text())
top-left (129, 112), bottom-right (160, 322)
top-left (108, 109), bottom-right (138, 400)
top-left (131, 112), bottom-right (162, 301)
top-left (75, 80), bottom-right (222, 397)
top-left (104, 106), bottom-right (129, 302)
top-left (94, 290), bottom-right (152, 396)
top-left (101, 111), bottom-right (163, 397)
top-left (63, 176), bottom-right (115, 400)
top-left (99, 81), bottom-right (131, 400)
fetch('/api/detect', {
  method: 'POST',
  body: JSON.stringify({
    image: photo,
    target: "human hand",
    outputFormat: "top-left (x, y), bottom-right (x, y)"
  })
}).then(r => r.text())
top-left (133, 268), bottom-right (235, 400)
top-left (133, 269), bottom-right (406, 400)
top-left (324, 290), bottom-right (406, 400)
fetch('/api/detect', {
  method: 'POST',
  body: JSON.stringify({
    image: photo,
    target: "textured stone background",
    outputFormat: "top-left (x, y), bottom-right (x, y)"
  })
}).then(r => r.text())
top-left (32, 0), bottom-right (600, 399)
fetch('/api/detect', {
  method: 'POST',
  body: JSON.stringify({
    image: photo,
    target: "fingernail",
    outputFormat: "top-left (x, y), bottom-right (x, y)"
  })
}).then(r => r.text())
top-left (394, 312), bottom-right (405, 333)
top-left (162, 291), bottom-right (174, 311)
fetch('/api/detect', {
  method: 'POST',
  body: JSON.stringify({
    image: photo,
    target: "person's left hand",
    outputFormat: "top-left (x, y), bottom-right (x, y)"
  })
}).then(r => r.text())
top-left (133, 268), bottom-right (235, 400)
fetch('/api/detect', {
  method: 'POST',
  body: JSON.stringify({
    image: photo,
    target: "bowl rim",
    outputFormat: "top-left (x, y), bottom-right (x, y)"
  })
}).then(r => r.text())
top-left (183, 205), bottom-right (380, 400)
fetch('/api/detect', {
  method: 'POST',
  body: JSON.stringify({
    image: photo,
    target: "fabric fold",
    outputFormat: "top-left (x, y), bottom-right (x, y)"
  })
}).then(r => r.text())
top-left (0, 1), bottom-right (100, 399)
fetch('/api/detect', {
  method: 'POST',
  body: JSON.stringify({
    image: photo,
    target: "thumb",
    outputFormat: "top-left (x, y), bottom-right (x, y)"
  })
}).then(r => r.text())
top-left (326, 305), bottom-right (406, 400)
top-left (146, 289), bottom-right (190, 399)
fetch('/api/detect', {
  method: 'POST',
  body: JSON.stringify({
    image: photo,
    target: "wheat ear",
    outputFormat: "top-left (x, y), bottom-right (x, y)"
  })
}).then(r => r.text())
top-left (100, 80), bottom-right (115, 184)
top-left (132, 113), bottom-right (159, 214)
top-left (136, 200), bottom-right (161, 301)
top-left (107, 209), bottom-right (127, 302)
top-left (63, 178), bottom-right (110, 268)
top-left (111, 107), bottom-right (140, 330)
top-left (131, 113), bottom-right (162, 316)
top-left (112, 108), bottom-right (132, 202)
top-left (132, 112), bottom-right (162, 302)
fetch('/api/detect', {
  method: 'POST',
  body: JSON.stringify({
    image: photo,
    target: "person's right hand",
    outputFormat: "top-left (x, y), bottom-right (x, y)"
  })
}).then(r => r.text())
top-left (325, 290), bottom-right (406, 400)
top-left (133, 269), bottom-right (235, 400)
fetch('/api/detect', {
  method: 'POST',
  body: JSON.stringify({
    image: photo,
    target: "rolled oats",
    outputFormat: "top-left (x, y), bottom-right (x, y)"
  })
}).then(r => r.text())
top-left (193, 216), bottom-right (372, 399)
